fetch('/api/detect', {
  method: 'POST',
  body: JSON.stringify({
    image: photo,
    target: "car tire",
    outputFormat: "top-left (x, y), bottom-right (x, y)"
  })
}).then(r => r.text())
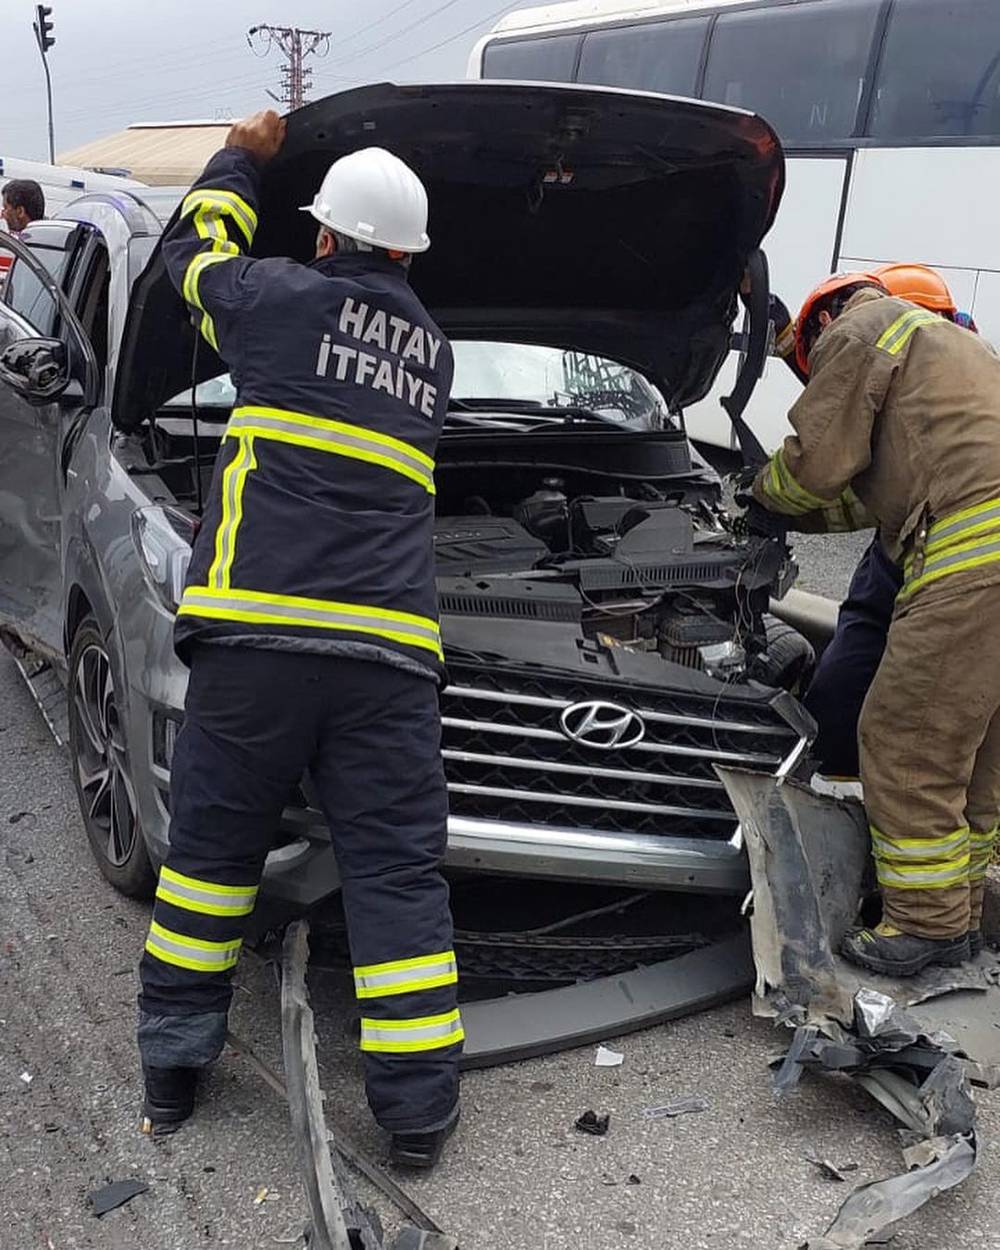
top-left (755, 615), bottom-right (816, 694)
top-left (68, 615), bottom-right (155, 897)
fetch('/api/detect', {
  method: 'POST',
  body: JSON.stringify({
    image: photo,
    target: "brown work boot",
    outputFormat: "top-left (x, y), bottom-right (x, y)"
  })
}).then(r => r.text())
top-left (841, 921), bottom-right (970, 976)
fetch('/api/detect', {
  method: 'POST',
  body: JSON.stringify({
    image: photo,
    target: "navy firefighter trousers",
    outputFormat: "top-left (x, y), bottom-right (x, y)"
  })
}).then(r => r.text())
top-left (803, 535), bottom-right (903, 778)
top-left (138, 645), bottom-right (461, 1133)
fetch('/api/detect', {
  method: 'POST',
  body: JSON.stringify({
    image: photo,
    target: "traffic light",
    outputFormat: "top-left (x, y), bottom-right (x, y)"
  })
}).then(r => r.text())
top-left (34, 5), bottom-right (54, 54)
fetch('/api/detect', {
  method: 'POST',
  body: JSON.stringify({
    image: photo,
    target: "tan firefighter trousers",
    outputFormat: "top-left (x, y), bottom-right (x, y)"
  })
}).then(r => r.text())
top-left (859, 579), bottom-right (1000, 939)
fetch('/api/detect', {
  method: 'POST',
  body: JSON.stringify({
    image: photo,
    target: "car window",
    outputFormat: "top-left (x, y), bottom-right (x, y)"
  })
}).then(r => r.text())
top-left (702, 0), bottom-right (879, 144)
top-left (482, 34), bottom-right (580, 82)
top-left (162, 344), bottom-right (668, 429)
top-left (577, 17), bottom-right (710, 98)
top-left (3, 245), bottom-right (70, 336)
top-left (869, 0), bottom-right (1000, 140)
top-left (452, 341), bottom-right (667, 428)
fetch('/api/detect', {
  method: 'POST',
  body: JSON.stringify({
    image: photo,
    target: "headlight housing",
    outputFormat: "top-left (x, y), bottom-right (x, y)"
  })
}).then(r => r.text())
top-left (130, 505), bottom-right (196, 614)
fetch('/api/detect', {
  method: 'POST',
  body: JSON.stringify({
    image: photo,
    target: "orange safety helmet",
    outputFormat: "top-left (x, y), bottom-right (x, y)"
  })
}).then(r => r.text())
top-left (795, 271), bottom-right (888, 376)
top-left (868, 262), bottom-right (958, 316)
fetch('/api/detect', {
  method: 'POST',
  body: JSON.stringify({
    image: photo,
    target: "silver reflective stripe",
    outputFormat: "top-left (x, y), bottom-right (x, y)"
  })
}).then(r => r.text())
top-left (145, 921), bottom-right (242, 971)
top-left (354, 955), bottom-right (457, 998)
top-left (870, 830), bottom-right (969, 862)
top-left (360, 1011), bottom-right (464, 1051)
top-left (910, 537), bottom-right (1000, 584)
top-left (180, 590), bottom-right (441, 644)
top-left (157, 868), bottom-right (257, 917)
top-left (226, 412), bottom-right (434, 490)
top-left (876, 862), bottom-right (969, 889)
top-left (928, 503), bottom-right (1000, 549)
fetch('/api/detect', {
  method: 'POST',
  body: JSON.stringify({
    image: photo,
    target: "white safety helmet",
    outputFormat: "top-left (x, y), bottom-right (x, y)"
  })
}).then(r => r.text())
top-left (301, 146), bottom-right (430, 254)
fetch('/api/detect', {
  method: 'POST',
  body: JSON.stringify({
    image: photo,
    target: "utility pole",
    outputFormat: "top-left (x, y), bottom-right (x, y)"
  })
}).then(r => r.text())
top-left (247, 25), bottom-right (331, 111)
top-left (33, 4), bottom-right (56, 163)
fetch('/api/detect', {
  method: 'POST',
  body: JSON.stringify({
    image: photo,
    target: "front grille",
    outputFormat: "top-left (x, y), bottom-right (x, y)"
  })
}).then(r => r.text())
top-left (441, 667), bottom-right (799, 840)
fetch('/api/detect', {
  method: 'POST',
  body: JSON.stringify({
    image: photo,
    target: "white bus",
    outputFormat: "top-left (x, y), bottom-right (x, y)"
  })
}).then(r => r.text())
top-left (469, 0), bottom-right (1000, 449)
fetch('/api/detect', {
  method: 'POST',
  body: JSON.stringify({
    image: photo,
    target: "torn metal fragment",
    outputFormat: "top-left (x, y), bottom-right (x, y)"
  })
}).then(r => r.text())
top-left (641, 1096), bottom-right (708, 1119)
top-left (574, 1110), bottom-right (610, 1136)
top-left (89, 1179), bottom-right (149, 1217)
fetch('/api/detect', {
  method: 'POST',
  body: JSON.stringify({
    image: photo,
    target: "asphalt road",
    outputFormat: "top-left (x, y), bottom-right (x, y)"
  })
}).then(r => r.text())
top-left (3, 539), bottom-right (1000, 1250)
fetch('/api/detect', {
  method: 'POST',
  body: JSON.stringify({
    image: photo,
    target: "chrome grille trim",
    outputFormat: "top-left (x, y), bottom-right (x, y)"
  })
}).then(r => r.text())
top-left (447, 784), bottom-right (734, 822)
top-left (441, 748), bottom-right (726, 790)
top-left (444, 684), bottom-right (795, 738)
top-left (440, 716), bottom-right (781, 767)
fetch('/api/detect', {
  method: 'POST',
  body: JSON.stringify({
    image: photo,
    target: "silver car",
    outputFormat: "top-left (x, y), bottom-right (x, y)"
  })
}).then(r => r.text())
top-left (0, 82), bottom-right (810, 926)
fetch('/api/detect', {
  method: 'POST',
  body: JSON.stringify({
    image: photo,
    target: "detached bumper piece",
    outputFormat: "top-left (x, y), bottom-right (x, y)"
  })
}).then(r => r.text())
top-left (280, 921), bottom-right (458, 1250)
top-left (718, 766), bottom-right (1000, 1250)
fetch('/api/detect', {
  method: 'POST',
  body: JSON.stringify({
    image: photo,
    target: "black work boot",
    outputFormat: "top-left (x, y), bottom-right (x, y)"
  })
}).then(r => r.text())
top-left (841, 921), bottom-right (970, 976)
top-left (389, 1108), bottom-right (459, 1170)
top-left (141, 1065), bottom-right (200, 1135)
top-left (969, 930), bottom-right (984, 959)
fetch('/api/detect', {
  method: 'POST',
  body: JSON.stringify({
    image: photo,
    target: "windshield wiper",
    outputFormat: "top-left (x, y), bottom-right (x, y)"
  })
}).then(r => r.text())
top-left (446, 401), bottom-right (622, 429)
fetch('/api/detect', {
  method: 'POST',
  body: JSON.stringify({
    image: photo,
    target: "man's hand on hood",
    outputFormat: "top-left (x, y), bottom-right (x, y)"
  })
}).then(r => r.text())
top-left (226, 110), bottom-right (287, 165)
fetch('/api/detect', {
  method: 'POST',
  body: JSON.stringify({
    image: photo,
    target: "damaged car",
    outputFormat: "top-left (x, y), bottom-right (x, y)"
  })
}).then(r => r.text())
top-left (0, 81), bottom-right (808, 937)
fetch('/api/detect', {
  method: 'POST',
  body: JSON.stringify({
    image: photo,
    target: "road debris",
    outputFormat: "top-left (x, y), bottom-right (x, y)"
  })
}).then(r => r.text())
top-left (806, 1157), bottom-right (859, 1183)
top-left (574, 1110), bottom-right (610, 1136)
top-left (719, 766), bottom-right (990, 1250)
top-left (19, 1071), bottom-right (32, 1084)
top-left (595, 1045), bottom-right (624, 1067)
top-left (641, 1096), bottom-right (708, 1120)
top-left (88, 1178), bottom-right (149, 1217)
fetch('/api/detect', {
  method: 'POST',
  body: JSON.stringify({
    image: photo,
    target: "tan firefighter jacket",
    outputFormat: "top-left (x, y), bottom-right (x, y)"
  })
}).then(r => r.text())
top-left (753, 288), bottom-right (1000, 604)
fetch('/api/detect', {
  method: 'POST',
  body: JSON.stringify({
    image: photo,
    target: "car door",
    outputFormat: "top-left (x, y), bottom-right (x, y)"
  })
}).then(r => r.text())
top-left (0, 223), bottom-right (98, 658)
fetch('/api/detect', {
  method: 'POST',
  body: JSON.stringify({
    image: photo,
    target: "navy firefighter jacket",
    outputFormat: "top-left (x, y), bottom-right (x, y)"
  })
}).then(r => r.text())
top-left (160, 145), bottom-right (454, 680)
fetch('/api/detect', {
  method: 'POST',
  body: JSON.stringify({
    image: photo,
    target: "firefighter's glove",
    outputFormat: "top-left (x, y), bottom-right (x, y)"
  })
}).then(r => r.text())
top-left (741, 498), bottom-right (789, 540)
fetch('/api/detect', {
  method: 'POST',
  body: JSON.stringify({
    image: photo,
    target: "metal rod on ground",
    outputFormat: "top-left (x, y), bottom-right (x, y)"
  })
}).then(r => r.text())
top-left (225, 1028), bottom-right (444, 1234)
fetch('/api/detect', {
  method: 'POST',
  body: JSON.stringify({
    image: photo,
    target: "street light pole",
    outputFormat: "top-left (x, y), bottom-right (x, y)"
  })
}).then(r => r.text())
top-left (32, 5), bottom-right (56, 164)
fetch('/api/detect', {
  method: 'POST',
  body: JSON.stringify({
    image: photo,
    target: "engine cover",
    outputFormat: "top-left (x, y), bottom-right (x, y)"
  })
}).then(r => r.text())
top-left (434, 516), bottom-right (549, 575)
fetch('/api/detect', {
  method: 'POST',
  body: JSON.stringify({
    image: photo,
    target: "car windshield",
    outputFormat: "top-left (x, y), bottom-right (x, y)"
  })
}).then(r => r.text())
top-left (163, 341), bottom-right (668, 430)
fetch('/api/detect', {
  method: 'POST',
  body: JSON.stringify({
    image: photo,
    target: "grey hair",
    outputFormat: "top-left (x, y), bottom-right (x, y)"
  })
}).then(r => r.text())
top-left (317, 224), bottom-right (410, 267)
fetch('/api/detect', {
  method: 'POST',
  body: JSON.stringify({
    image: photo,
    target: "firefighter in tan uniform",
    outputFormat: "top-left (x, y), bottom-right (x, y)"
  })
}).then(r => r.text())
top-left (750, 271), bottom-right (1000, 976)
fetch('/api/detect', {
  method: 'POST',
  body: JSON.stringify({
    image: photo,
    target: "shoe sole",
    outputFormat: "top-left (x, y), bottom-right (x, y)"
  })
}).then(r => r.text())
top-left (841, 939), bottom-right (970, 977)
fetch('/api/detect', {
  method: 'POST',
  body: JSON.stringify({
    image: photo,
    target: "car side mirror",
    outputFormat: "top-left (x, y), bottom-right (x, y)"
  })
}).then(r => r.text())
top-left (0, 337), bottom-right (70, 404)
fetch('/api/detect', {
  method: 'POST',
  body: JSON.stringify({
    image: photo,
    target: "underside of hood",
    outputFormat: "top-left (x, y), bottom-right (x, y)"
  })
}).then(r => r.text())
top-left (114, 81), bottom-right (784, 430)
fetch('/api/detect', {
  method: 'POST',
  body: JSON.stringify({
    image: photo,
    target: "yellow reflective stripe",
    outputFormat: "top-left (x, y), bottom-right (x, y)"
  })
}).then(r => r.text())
top-left (876, 859), bottom-right (969, 889)
top-left (181, 250), bottom-right (239, 351)
top-left (181, 188), bottom-right (258, 246)
top-left (178, 585), bottom-right (444, 660)
top-left (884, 311), bottom-right (940, 356)
top-left (360, 1009), bottom-right (464, 1054)
top-left (900, 537), bottom-right (1000, 601)
top-left (875, 308), bottom-right (939, 355)
top-left (145, 920), bottom-right (242, 973)
top-left (904, 498), bottom-right (1000, 573)
top-left (354, 951), bottom-right (458, 999)
top-left (156, 865), bottom-right (258, 918)
top-left (208, 434), bottom-right (257, 591)
top-left (227, 406), bottom-right (435, 495)
top-left (761, 449), bottom-right (829, 515)
top-left (870, 825), bottom-right (970, 861)
top-left (969, 826), bottom-right (998, 879)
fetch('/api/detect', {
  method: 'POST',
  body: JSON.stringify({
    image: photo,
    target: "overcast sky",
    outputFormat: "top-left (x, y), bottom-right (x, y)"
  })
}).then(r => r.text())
top-left (6, 0), bottom-right (524, 160)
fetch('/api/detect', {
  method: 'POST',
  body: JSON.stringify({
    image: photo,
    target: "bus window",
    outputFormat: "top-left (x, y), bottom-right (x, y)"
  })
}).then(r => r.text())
top-left (702, 0), bottom-right (880, 144)
top-left (869, 0), bottom-right (1000, 141)
top-left (481, 34), bottom-right (580, 82)
top-left (577, 16), bottom-right (710, 98)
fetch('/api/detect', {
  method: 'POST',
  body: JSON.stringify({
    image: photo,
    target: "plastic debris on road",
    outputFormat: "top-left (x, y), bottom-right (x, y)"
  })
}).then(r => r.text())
top-left (595, 1045), bottom-right (624, 1067)
top-left (89, 1179), bottom-right (150, 1217)
top-left (574, 1110), bottom-right (610, 1136)
top-left (642, 1096), bottom-right (708, 1119)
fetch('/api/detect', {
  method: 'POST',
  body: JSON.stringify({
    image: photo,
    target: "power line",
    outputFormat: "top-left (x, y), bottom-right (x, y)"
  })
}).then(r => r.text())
top-left (248, 24), bottom-right (332, 110)
top-left (332, 0), bottom-right (427, 50)
top-left (379, 1), bottom-right (524, 72)
top-left (325, 0), bottom-right (467, 67)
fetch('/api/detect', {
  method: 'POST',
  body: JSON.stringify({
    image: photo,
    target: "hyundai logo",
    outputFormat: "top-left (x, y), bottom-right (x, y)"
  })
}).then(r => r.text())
top-left (559, 700), bottom-right (645, 750)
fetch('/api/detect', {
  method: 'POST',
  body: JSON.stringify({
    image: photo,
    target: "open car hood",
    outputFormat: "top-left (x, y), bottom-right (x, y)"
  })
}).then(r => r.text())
top-left (113, 81), bottom-right (783, 431)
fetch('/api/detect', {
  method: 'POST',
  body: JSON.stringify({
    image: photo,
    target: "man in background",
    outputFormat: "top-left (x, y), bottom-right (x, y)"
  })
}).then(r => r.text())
top-left (1, 180), bottom-right (45, 233)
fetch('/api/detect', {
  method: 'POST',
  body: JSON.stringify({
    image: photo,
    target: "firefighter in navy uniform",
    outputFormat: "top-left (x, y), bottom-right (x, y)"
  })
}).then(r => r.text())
top-left (137, 111), bottom-right (462, 1168)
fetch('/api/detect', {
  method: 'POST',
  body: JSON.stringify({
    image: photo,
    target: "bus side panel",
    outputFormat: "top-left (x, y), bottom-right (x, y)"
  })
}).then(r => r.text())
top-left (684, 153), bottom-right (851, 451)
top-left (841, 147), bottom-right (1000, 347)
